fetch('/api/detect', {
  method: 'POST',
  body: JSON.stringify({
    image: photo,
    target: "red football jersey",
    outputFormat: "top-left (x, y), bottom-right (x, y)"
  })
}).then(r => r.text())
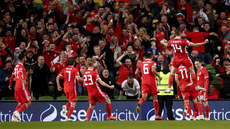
top-left (59, 66), bottom-right (79, 92)
top-left (53, 62), bottom-right (67, 76)
top-left (138, 59), bottom-right (157, 85)
top-left (175, 65), bottom-right (193, 92)
top-left (167, 37), bottom-right (191, 56)
top-left (197, 67), bottom-right (209, 88)
top-left (11, 63), bottom-right (27, 90)
top-left (43, 50), bottom-right (60, 68)
top-left (83, 69), bottom-right (102, 95)
top-left (117, 63), bottom-right (133, 85)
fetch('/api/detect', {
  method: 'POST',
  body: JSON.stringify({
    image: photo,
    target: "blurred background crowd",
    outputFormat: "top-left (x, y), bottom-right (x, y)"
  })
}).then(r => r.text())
top-left (0, 0), bottom-right (229, 100)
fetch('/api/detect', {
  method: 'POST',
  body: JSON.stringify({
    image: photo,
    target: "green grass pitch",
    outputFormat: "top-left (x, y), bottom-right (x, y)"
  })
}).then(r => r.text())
top-left (1, 121), bottom-right (230, 129)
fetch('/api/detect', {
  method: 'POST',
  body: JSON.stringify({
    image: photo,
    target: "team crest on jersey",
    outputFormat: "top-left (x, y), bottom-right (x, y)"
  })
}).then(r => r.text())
top-left (19, 68), bottom-right (22, 70)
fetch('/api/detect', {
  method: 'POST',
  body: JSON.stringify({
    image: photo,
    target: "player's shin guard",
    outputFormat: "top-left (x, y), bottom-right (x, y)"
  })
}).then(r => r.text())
top-left (204, 105), bottom-right (210, 119)
top-left (66, 102), bottom-right (71, 108)
top-left (15, 103), bottom-right (22, 111)
top-left (188, 104), bottom-right (192, 116)
top-left (86, 108), bottom-right (93, 119)
top-left (198, 102), bottom-right (203, 115)
top-left (17, 103), bottom-right (29, 113)
top-left (153, 100), bottom-right (159, 116)
top-left (138, 97), bottom-right (146, 105)
top-left (191, 73), bottom-right (197, 86)
top-left (106, 104), bottom-right (112, 117)
top-left (168, 74), bottom-right (174, 88)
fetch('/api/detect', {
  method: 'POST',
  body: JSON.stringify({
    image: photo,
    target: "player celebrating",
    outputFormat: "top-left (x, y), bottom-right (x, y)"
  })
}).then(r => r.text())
top-left (84, 58), bottom-right (117, 121)
top-left (135, 52), bottom-right (162, 120)
top-left (56, 57), bottom-right (82, 121)
top-left (9, 53), bottom-right (31, 122)
top-left (195, 59), bottom-right (210, 120)
top-left (175, 65), bottom-right (202, 120)
top-left (160, 29), bottom-right (209, 93)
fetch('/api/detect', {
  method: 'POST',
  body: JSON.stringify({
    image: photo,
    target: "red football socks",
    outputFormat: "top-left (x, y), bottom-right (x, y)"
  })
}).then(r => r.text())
top-left (191, 73), bottom-right (197, 86)
top-left (86, 108), bottom-right (93, 119)
top-left (193, 102), bottom-right (198, 118)
top-left (106, 104), bottom-right (112, 117)
top-left (198, 102), bottom-right (203, 115)
top-left (66, 102), bottom-right (71, 108)
top-left (15, 103), bottom-right (22, 111)
top-left (168, 74), bottom-right (174, 88)
top-left (188, 103), bottom-right (192, 116)
top-left (153, 100), bottom-right (159, 116)
top-left (204, 105), bottom-right (210, 118)
top-left (17, 103), bottom-right (29, 113)
top-left (67, 105), bottom-right (75, 118)
top-left (139, 97), bottom-right (146, 105)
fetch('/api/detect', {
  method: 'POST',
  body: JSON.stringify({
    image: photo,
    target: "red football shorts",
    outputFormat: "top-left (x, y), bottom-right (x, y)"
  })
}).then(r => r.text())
top-left (65, 91), bottom-right (77, 102)
top-left (181, 85), bottom-right (198, 101)
top-left (141, 83), bottom-right (158, 96)
top-left (14, 88), bottom-right (31, 103)
top-left (199, 91), bottom-right (208, 102)
top-left (88, 91), bottom-right (109, 106)
top-left (170, 56), bottom-right (193, 69)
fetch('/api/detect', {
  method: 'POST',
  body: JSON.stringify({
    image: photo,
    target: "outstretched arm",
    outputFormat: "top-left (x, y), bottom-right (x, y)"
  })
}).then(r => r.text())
top-left (98, 78), bottom-right (114, 89)
top-left (190, 39), bottom-right (209, 47)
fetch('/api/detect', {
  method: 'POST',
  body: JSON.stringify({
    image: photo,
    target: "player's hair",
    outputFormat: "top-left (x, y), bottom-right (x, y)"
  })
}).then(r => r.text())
top-left (175, 28), bottom-right (181, 36)
top-left (65, 42), bottom-right (72, 47)
top-left (195, 59), bottom-right (202, 63)
top-left (18, 53), bottom-right (25, 61)
top-left (145, 52), bottom-right (153, 59)
top-left (127, 73), bottom-right (133, 79)
top-left (67, 57), bottom-right (75, 66)
top-left (87, 58), bottom-right (94, 67)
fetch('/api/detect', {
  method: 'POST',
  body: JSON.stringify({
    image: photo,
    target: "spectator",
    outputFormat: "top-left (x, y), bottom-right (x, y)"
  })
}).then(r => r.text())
top-left (216, 58), bottom-right (230, 98)
top-left (208, 84), bottom-right (221, 100)
top-left (42, 43), bottom-right (60, 68)
top-left (75, 55), bottom-right (86, 95)
top-left (116, 52), bottom-right (133, 100)
top-left (100, 69), bottom-right (121, 100)
top-left (31, 56), bottom-right (50, 100)
top-left (0, 60), bottom-right (13, 99)
top-left (13, 42), bottom-right (26, 66)
top-left (185, 26), bottom-right (218, 64)
top-left (50, 52), bottom-right (67, 100)
top-left (121, 73), bottom-right (140, 100)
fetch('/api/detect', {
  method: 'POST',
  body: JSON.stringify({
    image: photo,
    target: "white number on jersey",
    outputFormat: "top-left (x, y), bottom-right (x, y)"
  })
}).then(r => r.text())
top-left (179, 68), bottom-right (188, 79)
top-left (66, 70), bottom-right (71, 82)
top-left (14, 68), bottom-right (19, 78)
top-left (171, 44), bottom-right (183, 53)
top-left (84, 75), bottom-right (94, 86)
top-left (143, 64), bottom-right (149, 74)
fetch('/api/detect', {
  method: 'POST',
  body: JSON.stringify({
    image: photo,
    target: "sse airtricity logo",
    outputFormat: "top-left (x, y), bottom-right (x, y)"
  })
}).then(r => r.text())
top-left (40, 104), bottom-right (57, 121)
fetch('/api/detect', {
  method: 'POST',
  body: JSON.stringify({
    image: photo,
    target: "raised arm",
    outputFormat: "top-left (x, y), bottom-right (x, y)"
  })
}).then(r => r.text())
top-left (116, 51), bottom-right (127, 66)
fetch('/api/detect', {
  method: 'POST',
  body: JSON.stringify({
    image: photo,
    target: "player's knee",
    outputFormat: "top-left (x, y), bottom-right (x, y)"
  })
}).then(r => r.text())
top-left (71, 101), bottom-right (76, 106)
top-left (106, 98), bottom-right (111, 104)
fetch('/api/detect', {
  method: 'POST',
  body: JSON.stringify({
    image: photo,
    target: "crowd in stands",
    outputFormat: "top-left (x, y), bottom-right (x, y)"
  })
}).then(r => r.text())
top-left (0, 0), bottom-right (229, 100)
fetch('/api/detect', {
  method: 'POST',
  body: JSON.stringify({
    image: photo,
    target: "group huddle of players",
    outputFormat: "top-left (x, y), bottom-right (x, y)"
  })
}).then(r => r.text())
top-left (8, 29), bottom-right (210, 122)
